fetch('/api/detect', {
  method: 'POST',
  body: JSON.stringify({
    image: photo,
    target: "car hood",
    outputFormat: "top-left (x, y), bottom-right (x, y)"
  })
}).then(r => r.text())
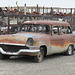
top-left (0, 32), bottom-right (47, 46)
top-left (14, 32), bottom-right (46, 38)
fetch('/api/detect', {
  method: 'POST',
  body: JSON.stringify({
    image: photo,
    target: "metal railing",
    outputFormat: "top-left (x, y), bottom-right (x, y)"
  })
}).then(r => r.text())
top-left (0, 6), bottom-right (75, 35)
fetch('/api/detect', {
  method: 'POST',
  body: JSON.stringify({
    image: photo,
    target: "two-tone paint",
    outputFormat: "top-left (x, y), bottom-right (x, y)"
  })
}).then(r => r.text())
top-left (0, 20), bottom-right (74, 56)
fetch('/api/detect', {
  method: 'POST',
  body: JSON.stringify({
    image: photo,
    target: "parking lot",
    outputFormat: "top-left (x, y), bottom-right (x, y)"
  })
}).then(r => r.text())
top-left (0, 53), bottom-right (75, 75)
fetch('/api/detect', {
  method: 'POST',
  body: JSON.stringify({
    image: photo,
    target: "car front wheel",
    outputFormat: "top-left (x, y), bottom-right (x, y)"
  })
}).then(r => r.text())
top-left (34, 50), bottom-right (44, 63)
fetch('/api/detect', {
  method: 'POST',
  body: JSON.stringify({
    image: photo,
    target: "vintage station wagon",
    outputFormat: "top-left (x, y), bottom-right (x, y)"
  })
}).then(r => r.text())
top-left (0, 20), bottom-right (74, 63)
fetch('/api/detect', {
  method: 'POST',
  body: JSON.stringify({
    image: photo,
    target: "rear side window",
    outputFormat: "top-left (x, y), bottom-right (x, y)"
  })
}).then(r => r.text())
top-left (61, 26), bottom-right (72, 34)
top-left (65, 26), bottom-right (72, 34)
top-left (52, 25), bottom-right (72, 35)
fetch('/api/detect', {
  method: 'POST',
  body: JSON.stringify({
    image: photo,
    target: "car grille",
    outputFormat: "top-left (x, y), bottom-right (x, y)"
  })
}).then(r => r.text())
top-left (0, 44), bottom-right (29, 52)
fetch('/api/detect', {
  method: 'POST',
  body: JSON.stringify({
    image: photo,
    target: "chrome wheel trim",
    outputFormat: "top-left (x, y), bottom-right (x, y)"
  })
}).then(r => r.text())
top-left (37, 51), bottom-right (44, 62)
top-left (68, 46), bottom-right (72, 55)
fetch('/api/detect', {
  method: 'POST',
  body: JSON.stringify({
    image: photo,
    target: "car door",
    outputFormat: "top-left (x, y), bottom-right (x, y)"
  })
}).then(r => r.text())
top-left (50, 25), bottom-right (66, 54)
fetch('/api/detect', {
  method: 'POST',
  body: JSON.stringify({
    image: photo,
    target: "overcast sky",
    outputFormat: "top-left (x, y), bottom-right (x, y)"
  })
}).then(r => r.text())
top-left (0, 0), bottom-right (75, 8)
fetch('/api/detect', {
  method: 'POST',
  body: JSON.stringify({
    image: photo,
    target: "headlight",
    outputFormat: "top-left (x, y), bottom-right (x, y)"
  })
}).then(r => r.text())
top-left (27, 38), bottom-right (34, 45)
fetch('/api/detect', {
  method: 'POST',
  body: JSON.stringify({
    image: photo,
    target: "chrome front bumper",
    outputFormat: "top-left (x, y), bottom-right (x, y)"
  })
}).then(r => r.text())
top-left (0, 47), bottom-right (40, 56)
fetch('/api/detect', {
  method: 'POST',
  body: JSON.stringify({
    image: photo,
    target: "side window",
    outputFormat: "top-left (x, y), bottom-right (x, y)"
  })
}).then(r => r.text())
top-left (61, 25), bottom-right (72, 34)
top-left (52, 25), bottom-right (58, 35)
top-left (45, 25), bottom-right (50, 34)
top-left (62, 26), bottom-right (65, 34)
top-left (38, 25), bottom-right (50, 34)
top-left (65, 26), bottom-right (72, 34)
top-left (58, 26), bottom-right (61, 34)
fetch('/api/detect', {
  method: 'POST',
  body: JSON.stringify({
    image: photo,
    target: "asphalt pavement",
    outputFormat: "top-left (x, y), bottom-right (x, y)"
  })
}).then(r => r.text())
top-left (0, 53), bottom-right (75, 75)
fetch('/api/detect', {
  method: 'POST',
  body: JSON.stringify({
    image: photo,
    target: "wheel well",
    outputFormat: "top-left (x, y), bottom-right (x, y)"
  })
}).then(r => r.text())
top-left (40, 45), bottom-right (47, 56)
top-left (70, 44), bottom-right (74, 49)
top-left (68, 44), bottom-right (74, 51)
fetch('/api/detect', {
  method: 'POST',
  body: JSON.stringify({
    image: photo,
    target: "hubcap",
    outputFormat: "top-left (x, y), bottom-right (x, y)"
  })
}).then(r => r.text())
top-left (37, 51), bottom-right (43, 62)
top-left (68, 46), bottom-right (72, 55)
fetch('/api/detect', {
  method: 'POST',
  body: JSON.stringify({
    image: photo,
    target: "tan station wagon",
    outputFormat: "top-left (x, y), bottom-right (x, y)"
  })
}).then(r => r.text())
top-left (0, 20), bottom-right (74, 63)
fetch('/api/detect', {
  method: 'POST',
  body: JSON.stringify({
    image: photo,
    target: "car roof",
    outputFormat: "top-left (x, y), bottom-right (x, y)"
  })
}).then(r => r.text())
top-left (22, 20), bottom-right (70, 26)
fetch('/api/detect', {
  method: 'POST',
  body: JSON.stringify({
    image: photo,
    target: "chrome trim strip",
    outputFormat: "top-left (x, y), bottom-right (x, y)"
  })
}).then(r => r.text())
top-left (0, 43), bottom-right (25, 46)
top-left (0, 47), bottom-right (40, 55)
top-left (0, 43), bottom-right (38, 47)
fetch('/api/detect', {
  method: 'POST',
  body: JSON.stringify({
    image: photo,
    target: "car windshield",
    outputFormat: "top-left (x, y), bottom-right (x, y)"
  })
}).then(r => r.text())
top-left (20, 24), bottom-right (50, 34)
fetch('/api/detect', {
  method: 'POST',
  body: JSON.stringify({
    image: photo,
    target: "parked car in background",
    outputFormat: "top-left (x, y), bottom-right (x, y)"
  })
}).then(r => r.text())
top-left (0, 20), bottom-right (74, 63)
